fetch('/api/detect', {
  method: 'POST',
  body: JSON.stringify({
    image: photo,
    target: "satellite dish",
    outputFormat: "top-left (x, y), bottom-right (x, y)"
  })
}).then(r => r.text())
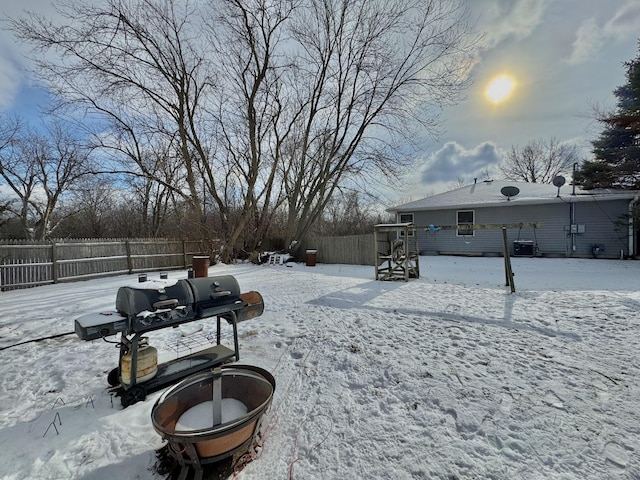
top-left (552, 176), bottom-right (566, 187)
top-left (500, 185), bottom-right (520, 201)
top-left (553, 175), bottom-right (566, 197)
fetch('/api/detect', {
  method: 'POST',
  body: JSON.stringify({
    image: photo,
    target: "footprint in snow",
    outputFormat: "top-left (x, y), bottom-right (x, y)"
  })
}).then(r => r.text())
top-left (605, 441), bottom-right (632, 474)
top-left (592, 379), bottom-right (610, 403)
top-left (542, 390), bottom-right (565, 410)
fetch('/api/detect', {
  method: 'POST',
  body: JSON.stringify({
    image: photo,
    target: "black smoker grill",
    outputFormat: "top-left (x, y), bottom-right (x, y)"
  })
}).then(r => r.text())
top-left (74, 275), bottom-right (264, 407)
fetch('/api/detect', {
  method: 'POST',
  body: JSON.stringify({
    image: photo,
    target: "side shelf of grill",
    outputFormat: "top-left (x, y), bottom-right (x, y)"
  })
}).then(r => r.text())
top-left (75, 311), bottom-right (128, 341)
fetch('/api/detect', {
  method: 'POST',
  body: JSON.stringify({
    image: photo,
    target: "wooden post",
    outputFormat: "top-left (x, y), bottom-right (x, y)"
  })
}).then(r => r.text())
top-left (502, 227), bottom-right (515, 293)
top-left (51, 241), bottom-right (59, 284)
top-left (125, 240), bottom-right (133, 274)
top-left (183, 240), bottom-right (188, 269)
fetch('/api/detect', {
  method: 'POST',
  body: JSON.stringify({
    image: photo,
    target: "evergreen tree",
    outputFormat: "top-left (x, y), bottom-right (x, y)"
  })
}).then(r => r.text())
top-left (575, 42), bottom-right (640, 189)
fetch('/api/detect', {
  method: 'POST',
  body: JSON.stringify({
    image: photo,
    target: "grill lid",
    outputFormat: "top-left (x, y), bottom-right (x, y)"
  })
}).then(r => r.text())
top-left (115, 275), bottom-right (244, 332)
top-left (116, 279), bottom-right (194, 318)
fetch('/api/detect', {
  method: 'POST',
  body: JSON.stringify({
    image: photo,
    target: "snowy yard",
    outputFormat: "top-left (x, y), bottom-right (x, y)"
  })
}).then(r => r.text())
top-left (0, 256), bottom-right (638, 479)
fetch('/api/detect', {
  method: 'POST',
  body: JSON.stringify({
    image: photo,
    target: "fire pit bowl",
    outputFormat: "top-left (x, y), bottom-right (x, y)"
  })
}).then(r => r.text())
top-left (151, 365), bottom-right (275, 477)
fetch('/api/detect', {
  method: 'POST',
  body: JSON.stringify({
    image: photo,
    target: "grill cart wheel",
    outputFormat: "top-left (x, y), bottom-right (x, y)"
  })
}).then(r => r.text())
top-left (107, 367), bottom-right (120, 387)
top-left (121, 385), bottom-right (146, 408)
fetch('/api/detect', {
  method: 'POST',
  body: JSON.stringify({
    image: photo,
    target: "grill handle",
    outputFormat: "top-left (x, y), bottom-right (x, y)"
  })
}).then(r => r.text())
top-left (210, 291), bottom-right (232, 298)
top-left (152, 299), bottom-right (179, 309)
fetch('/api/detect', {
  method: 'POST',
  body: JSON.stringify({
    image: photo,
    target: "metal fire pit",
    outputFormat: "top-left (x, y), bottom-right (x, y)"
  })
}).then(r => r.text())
top-left (151, 364), bottom-right (275, 480)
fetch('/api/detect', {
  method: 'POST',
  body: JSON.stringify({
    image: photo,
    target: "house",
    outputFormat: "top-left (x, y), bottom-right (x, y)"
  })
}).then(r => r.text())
top-left (388, 179), bottom-right (639, 259)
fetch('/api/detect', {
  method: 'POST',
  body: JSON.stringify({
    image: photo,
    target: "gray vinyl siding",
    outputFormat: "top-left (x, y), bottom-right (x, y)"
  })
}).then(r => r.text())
top-left (572, 199), bottom-right (630, 258)
top-left (400, 198), bottom-right (631, 258)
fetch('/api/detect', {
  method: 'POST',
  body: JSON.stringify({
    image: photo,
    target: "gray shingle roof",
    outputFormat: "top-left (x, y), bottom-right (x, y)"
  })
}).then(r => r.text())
top-left (390, 180), bottom-right (639, 212)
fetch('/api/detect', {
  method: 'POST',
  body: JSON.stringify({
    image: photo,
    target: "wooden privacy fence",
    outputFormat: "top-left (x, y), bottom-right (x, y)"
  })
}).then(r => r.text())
top-left (0, 238), bottom-right (204, 291)
top-left (300, 234), bottom-right (375, 266)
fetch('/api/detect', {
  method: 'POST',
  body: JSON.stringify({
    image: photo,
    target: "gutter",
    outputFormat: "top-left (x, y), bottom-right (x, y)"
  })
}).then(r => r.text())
top-left (390, 193), bottom-right (637, 213)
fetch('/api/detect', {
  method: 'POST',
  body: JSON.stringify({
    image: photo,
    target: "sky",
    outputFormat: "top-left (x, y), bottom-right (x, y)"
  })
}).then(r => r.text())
top-left (1, 0), bottom-right (639, 203)
top-left (403, 0), bottom-right (640, 200)
top-left (0, 257), bottom-right (639, 479)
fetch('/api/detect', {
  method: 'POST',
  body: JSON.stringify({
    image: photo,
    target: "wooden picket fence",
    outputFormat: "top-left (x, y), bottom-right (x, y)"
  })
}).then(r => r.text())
top-left (1, 234), bottom-right (380, 291)
top-left (0, 238), bottom-right (205, 291)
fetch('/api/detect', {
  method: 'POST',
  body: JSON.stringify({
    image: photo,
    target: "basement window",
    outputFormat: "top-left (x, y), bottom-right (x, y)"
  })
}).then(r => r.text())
top-left (457, 210), bottom-right (474, 236)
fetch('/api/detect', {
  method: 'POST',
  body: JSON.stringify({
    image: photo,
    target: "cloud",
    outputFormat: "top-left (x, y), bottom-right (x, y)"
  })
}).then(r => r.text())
top-left (604, 0), bottom-right (640, 41)
top-left (0, 1), bottom-right (66, 112)
top-left (471, 0), bottom-right (549, 49)
top-left (568, 0), bottom-right (640, 65)
top-left (0, 53), bottom-right (21, 110)
top-left (463, 0), bottom-right (549, 77)
top-left (567, 18), bottom-right (605, 65)
top-left (420, 141), bottom-right (503, 184)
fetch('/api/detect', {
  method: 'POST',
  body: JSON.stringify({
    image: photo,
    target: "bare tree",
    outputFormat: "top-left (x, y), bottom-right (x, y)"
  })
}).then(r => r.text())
top-left (11, 0), bottom-right (478, 256)
top-left (0, 116), bottom-right (21, 151)
top-left (0, 121), bottom-right (92, 239)
top-left (448, 177), bottom-right (467, 190)
top-left (204, 0), bottom-right (298, 257)
top-left (10, 0), bottom-right (218, 236)
top-left (60, 175), bottom-right (117, 237)
top-left (0, 116), bottom-right (22, 232)
top-left (315, 190), bottom-right (386, 236)
top-left (278, 0), bottom-right (478, 253)
top-left (500, 137), bottom-right (580, 183)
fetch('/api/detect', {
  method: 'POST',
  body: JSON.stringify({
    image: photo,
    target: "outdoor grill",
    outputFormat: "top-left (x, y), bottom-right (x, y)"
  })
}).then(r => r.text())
top-left (75, 274), bottom-right (264, 407)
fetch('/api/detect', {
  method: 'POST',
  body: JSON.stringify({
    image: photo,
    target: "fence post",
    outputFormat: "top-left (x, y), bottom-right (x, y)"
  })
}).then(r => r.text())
top-left (183, 240), bottom-right (188, 268)
top-left (51, 240), bottom-right (59, 284)
top-left (125, 240), bottom-right (133, 274)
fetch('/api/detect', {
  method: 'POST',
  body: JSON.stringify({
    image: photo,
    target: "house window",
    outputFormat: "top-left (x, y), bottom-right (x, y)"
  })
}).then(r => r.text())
top-left (398, 213), bottom-right (414, 236)
top-left (399, 213), bottom-right (414, 224)
top-left (457, 210), bottom-right (474, 236)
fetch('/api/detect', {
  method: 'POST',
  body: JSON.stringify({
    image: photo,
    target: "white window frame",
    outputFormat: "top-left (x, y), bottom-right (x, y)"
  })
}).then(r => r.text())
top-left (398, 213), bottom-right (414, 236)
top-left (456, 210), bottom-right (474, 236)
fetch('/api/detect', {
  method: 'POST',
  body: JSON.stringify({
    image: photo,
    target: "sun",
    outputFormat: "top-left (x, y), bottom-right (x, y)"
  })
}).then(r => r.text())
top-left (485, 74), bottom-right (516, 104)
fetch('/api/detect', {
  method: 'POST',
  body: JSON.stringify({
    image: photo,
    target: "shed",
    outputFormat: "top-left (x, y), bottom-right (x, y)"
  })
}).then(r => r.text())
top-left (388, 180), bottom-right (639, 259)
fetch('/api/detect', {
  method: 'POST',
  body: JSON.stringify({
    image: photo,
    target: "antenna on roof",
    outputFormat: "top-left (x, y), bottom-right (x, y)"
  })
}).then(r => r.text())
top-left (552, 175), bottom-right (565, 197)
top-left (500, 185), bottom-right (520, 201)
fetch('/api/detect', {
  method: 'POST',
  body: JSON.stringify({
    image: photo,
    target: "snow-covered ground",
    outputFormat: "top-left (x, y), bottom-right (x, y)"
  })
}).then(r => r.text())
top-left (0, 256), bottom-right (638, 479)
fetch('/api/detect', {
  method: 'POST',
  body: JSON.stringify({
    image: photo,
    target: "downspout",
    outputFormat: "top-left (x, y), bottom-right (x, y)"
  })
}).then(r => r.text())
top-left (570, 162), bottom-right (577, 255)
top-left (570, 197), bottom-right (576, 254)
top-left (629, 196), bottom-right (638, 258)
